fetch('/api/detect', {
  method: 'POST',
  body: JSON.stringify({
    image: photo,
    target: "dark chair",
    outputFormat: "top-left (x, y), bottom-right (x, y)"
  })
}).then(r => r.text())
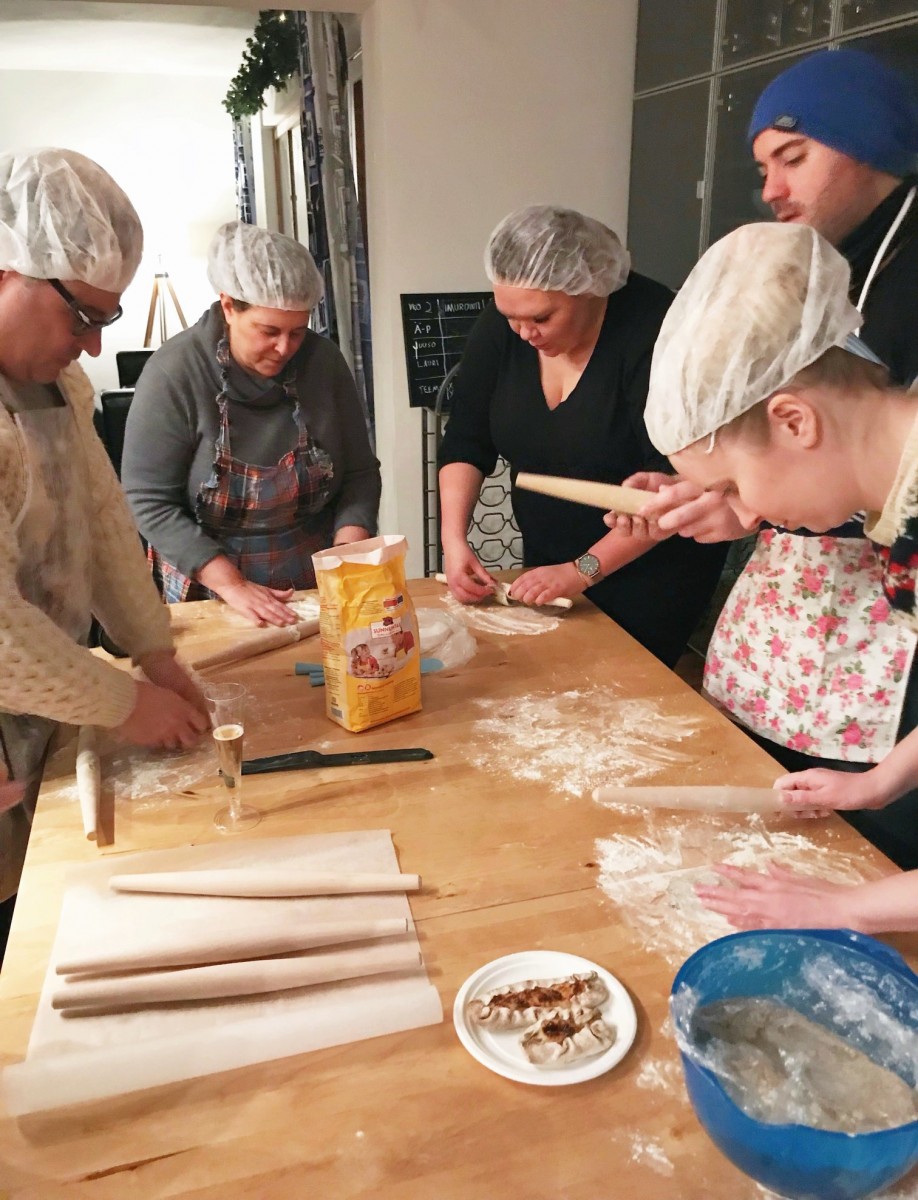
top-left (115, 349), bottom-right (154, 388)
top-left (98, 389), bottom-right (134, 479)
top-left (90, 387), bottom-right (150, 656)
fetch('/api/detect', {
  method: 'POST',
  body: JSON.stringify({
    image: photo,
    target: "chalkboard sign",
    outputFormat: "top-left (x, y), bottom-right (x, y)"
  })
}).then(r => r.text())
top-left (400, 291), bottom-right (492, 409)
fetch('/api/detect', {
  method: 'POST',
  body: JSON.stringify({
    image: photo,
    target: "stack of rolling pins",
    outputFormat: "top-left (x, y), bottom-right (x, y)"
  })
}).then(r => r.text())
top-left (52, 868), bottom-right (422, 1016)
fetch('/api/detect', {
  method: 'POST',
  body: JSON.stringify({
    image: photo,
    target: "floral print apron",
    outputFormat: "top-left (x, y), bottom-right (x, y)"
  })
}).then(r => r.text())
top-left (151, 336), bottom-right (335, 601)
top-left (705, 528), bottom-right (917, 762)
top-left (0, 390), bottom-right (93, 899)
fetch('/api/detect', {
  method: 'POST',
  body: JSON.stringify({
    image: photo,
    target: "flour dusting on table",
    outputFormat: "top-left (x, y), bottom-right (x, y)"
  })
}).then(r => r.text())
top-left (594, 819), bottom-right (880, 966)
top-left (442, 592), bottom-right (563, 636)
top-left (635, 1055), bottom-right (682, 1094)
top-left (628, 1133), bottom-right (675, 1177)
top-left (290, 595), bottom-right (321, 622)
top-left (467, 686), bottom-right (700, 796)
top-left (100, 740), bottom-right (218, 808)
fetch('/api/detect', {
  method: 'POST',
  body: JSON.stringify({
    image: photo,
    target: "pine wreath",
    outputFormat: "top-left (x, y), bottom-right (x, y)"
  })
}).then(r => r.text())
top-left (224, 11), bottom-right (299, 121)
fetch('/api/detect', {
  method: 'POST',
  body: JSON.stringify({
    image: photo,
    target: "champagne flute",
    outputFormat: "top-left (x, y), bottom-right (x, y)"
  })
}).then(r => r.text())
top-left (203, 682), bottom-right (260, 833)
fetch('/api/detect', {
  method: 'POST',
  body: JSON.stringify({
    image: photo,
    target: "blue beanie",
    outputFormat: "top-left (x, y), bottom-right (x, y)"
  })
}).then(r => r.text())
top-left (748, 49), bottom-right (918, 178)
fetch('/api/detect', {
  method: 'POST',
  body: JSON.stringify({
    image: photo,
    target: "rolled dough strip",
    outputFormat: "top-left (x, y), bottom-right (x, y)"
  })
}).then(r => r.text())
top-left (433, 573), bottom-right (572, 611)
top-left (75, 726), bottom-right (101, 842)
top-left (592, 785), bottom-right (786, 814)
top-left (53, 940), bottom-right (421, 1012)
top-left (190, 617), bottom-right (320, 671)
top-left (56, 916), bottom-right (409, 977)
top-left (515, 472), bottom-right (651, 515)
top-left (108, 869), bottom-right (421, 898)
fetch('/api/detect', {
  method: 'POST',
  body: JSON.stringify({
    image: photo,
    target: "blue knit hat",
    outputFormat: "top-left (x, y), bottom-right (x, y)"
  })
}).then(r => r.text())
top-left (749, 49), bottom-right (918, 178)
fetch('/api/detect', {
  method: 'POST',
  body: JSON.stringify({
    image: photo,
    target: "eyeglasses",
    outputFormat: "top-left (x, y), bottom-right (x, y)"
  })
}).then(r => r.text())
top-left (46, 278), bottom-right (123, 336)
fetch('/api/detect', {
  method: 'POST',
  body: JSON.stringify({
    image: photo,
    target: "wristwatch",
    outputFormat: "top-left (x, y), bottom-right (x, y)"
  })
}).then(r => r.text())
top-left (573, 552), bottom-right (602, 586)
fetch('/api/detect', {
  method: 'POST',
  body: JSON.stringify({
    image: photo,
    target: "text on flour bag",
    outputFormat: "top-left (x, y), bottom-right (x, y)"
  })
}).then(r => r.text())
top-left (312, 536), bottom-right (422, 732)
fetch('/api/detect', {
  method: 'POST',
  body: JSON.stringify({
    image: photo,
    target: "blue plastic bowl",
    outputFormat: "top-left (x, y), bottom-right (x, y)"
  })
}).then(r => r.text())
top-left (671, 930), bottom-right (918, 1200)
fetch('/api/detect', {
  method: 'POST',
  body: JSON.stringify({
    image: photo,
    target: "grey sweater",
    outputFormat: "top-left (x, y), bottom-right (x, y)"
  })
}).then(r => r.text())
top-left (122, 303), bottom-right (381, 578)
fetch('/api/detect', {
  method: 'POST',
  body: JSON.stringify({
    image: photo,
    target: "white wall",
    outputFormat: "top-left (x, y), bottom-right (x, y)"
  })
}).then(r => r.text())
top-left (0, 69), bottom-right (238, 390)
top-left (362, 0), bottom-right (639, 575)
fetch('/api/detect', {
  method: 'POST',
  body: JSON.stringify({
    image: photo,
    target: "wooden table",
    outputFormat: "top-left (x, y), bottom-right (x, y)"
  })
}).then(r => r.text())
top-left (0, 580), bottom-right (913, 1199)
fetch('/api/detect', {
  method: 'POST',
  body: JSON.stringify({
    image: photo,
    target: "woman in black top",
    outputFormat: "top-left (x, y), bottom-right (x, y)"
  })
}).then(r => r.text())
top-left (438, 205), bottom-right (727, 667)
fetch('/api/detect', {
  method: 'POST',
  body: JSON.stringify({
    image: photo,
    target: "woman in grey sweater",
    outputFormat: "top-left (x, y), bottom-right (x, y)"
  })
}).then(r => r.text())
top-left (122, 222), bottom-right (381, 627)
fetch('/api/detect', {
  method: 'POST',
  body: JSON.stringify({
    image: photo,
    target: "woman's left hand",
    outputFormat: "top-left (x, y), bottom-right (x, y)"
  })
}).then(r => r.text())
top-left (139, 650), bottom-right (208, 717)
top-left (507, 563), bottom-right (586, 606)
top-left (695, 863), bottom-right (856, 930)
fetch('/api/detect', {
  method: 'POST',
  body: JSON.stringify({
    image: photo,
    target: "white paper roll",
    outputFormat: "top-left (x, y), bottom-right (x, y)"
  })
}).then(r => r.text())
top-left (56, 916), bottom-right (410, 977)
top-left (54, 939), bottom-right (422, 1013)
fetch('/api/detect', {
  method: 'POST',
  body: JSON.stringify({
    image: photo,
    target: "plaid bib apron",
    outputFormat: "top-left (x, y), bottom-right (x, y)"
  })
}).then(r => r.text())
top-left (151, 336), bottom-right (335, 602)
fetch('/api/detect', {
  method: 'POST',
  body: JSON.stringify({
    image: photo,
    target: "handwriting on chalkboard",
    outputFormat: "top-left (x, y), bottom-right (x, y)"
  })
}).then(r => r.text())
top-left (400, 291), bottom-right (493, 409)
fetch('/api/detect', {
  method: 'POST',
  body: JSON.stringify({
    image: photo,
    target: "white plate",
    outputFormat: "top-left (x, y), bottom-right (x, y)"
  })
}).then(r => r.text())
top-left (452, 950), bottom-right (638, 1087)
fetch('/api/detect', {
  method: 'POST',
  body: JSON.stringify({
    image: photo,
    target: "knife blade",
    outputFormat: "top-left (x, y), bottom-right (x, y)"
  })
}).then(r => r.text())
top-left (241, 747), bottom-right (435, 775)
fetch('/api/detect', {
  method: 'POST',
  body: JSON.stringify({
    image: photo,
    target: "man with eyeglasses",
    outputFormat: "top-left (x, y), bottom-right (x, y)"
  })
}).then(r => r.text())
top-left (0, 148), bottom-right (208, 961)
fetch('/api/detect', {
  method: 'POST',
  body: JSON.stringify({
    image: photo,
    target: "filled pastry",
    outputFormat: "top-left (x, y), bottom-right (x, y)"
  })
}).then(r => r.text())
top-left (467, 972), bottom-right (609, 1029)
top-left (521, 1007), bottom-right (616, 1067)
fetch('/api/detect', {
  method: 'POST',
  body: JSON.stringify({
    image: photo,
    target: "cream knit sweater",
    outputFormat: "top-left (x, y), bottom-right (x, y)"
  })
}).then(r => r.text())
top-left (0, 363), bottom-right (173, 729)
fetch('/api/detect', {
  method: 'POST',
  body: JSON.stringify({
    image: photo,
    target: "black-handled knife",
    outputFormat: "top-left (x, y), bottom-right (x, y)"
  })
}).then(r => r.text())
top-left (241, 747), bottom-right (434, 775)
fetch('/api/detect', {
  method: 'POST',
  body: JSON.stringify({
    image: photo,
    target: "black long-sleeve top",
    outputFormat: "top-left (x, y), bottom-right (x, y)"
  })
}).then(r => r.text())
top-left (438, 274), bottom-right (728, 667)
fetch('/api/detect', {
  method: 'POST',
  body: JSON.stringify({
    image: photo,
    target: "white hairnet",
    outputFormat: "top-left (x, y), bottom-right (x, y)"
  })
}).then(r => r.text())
top-left (644, 223), bottom-right (861, 456)
top-left (484, 205), bottom-right (630, 297)
top-left (0, 147), bottom-right (142, 293)
top-left (207, 221), bottom-right (324, 311)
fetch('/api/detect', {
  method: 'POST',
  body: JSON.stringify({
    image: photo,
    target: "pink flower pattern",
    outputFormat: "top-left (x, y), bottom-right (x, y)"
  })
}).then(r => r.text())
top-left (705, 534), bottom-right (917, 762)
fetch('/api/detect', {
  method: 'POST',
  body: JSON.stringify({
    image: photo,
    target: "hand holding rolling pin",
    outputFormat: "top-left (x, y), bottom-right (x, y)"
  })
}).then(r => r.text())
top-left (603, 471), bottom-right (755, 544)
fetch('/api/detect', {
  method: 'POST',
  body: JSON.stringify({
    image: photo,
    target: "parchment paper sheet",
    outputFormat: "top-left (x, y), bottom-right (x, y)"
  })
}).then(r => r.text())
top-left (3, 830), bottom-right (442, 1115)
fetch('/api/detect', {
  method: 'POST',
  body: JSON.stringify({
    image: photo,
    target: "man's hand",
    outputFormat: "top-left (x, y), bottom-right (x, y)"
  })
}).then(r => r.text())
top-left (0, 762), bottom-right (24, 815)
top-left (116, 681), bottom-right (210, 751)
top-left (139, 650), bottom-right (208, 717)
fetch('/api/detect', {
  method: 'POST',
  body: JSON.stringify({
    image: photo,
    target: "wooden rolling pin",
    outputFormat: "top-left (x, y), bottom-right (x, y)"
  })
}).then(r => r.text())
top-left (109, 869), bottom-right (421, 898)
top-left (53, 939), bottom-right (421, 1014)
top-left (75, 726), bottom-right (101, 842)
top-left (190, 617), bottom-right (320, 671)
top-left (56, 916), bottom-right (409, 977)
top-left (515, 472), bottom-right (650, 515)
top-left (592, 785), bottom-right (788, 814)
top-left (434, 573), bottom-right (572, 611)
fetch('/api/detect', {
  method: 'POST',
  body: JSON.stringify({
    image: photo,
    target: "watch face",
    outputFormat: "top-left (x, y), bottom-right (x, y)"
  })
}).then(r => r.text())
top-left (578, 553), bottom-right (601, 578)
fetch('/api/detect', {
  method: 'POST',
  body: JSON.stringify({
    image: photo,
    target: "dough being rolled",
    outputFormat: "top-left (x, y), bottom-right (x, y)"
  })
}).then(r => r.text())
top-left (467, 972), bottom-right (609, 1029)
top-left (521, 1008), bottom-right (616, 1067)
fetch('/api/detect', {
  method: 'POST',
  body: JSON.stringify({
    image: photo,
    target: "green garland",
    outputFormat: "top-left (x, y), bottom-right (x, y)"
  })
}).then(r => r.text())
top-left (223, 11), bottom-right (300, 121)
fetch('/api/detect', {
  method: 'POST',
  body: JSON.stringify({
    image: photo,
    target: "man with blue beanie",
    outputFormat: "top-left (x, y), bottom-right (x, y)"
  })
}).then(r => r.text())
top-left (749, 48), bottom-right (917, 381)
top-left (699, 48), bottom-right (918, 871)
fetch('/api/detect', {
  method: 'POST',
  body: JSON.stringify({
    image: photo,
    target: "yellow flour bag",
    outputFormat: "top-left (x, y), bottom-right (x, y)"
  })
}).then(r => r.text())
top-left (312, 536), bottom-right (421, 732)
